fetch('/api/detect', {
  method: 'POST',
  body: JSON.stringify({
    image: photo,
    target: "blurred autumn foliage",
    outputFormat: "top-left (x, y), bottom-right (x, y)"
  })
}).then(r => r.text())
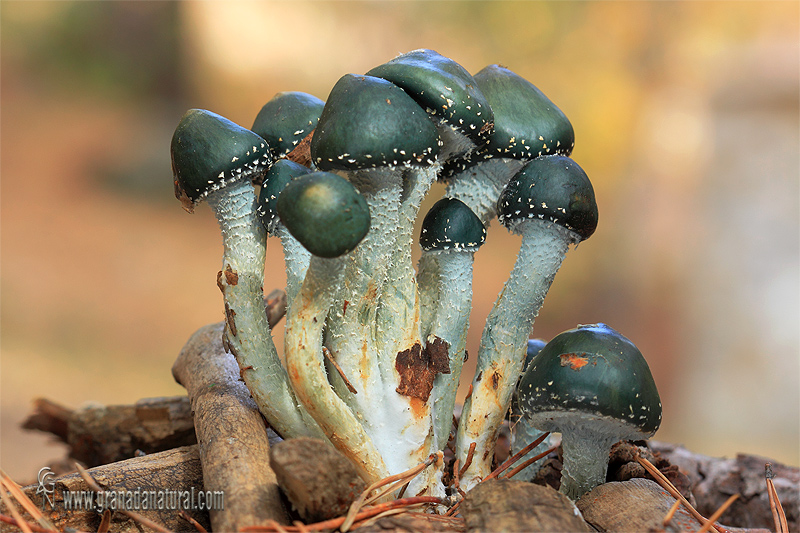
top-left (1, 1), bottom-right (797, 481)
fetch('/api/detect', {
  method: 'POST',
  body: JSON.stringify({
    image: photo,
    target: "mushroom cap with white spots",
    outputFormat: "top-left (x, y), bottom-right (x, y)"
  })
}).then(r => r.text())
top-left (257, 159), bottom-right (312, 234)
top-left (310, 74), bottom-right (441, 171)
top-left (251, 91), bottom-right (325, 159)
top-left (519, 323), bottom-right (662, 437)
top-left (366, 49), bottom-right (493, 145)
top-left (419, 197), bottom-right (486, 252)
top-left (497, 155), bottom-right (598, 241)
top-left (171, 109), bottom-right (272, 213)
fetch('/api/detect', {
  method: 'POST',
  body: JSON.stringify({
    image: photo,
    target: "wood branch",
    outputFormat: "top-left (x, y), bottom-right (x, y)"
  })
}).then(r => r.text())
top-left (23, 396), bottom-right (196, 467)
top-left (0, 446), bottom-right (208, 533)
top-left (172, 322), bottom-right (290, 532)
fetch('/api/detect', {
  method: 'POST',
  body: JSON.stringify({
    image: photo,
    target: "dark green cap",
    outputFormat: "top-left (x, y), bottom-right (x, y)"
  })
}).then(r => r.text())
top-left (311, 74), bottom-right (441, 171)
top-left (257, 159), bottom-right (312, 234)
top-left (171, 109), bottom-right (271, 213)
top-left (366, 49), bottom-right (493, 144)
top-left (419, 197), bottom-right (486, 252)
top-left (277, 171), bottom-right (370, 258)
top-left (497, 155), bottom-right (597, 241)
top-left (474, 64), bottom-right (574, 160)
top-left (251, 92), bottom-right (325, 159)
top-left (519, 323), bottom-right (662, 436)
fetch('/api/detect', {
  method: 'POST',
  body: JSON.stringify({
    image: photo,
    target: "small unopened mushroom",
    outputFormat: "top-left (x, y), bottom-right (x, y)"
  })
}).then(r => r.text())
top-left (444, 64), bottom-right (575, 226)
top-left (518, 323), bottom-right (662, 499)
top-left (278, 170), bottom-right (388, 483)
top-left (456, 154), bottom-right (598, 489)
top-left (417, 197), bottom-right (486, 450)
top-left (171, 109), bottom-right (322, 439)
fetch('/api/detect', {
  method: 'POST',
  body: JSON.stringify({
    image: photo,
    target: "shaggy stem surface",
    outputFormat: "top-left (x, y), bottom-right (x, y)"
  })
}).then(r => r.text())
top-left (207, 180), bottom-right (323, 439)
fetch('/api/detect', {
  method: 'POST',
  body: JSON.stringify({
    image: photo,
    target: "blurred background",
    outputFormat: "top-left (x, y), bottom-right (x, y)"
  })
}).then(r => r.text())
top-left (1, 1), bottom-right (797, 482)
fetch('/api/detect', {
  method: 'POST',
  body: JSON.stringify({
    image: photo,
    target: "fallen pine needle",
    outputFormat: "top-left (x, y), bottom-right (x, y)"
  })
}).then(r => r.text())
top-left (0, 487), bottom-right (33, 533)
top-left (458, 442), bottom-right (476, 479)
top-left (503, 445), bottom-right (558, 480)
top-left (696, 494), bottom-right (739, 533)
top-left (484, 431), bottom-right (550, 482)
top-left (766, 463), bottom-right (789, 533)
top-left (241, 497), bottom-right (446, 532)
top-left (662, 497), bottom-right (682, 527)
top-left (0, 469), bottom-right (57, 532)
top-left (635, 453), bottom-right (724, 533)
top-left (341, 452), bottom-right (442, 531)
top-left (178, 509), bottom-right (208, 533)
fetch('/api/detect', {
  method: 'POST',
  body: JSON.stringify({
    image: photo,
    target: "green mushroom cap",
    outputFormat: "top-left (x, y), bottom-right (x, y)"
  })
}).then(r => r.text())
top-left (171, 109), bottom-right (272, 213)
top-left (497, 155), bottom-right (598, 241)
top-left (419, 197), bottom-right (486, 252)
top-left (251, 91), bottom-right (325, 159)
top-left (310, 74), bottom-right (441, 171)
top-left (257, 159), bottom-right (312, 234)
top-left (276, 171), bottom-right (371, 258)
top-left (519, 323), bottom-right (662, 436)
top-left (474, 64), bottom-right (574, 160)
top-left (366, 49), bottom-right (493, 144)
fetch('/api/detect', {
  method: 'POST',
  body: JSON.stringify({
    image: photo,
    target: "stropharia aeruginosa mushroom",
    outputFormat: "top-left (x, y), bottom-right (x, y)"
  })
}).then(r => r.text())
top-left (456, 154), bottom-right (597, 490)
top-left (310, 73), bottom-right (446, 495)
top-left (278, 171), bottom-right (390, 483)
top-left (417, 197), bottom-right (486, 450)
top-left (518, 323), bottom-right (662, 500)
top-left (171, 109), bottom-right (323, 440)
top-left (251, 91), bottom-right (325, 166)
top-left (444, 64), bottom-right (574, 226)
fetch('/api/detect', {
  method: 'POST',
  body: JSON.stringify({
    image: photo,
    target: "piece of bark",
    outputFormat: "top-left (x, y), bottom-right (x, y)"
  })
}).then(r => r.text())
top-left (576, 477), bottom-right (768, 533)
top-left (0, 445), bottom-right (208, 533)
top-left (461, 479), bottom-right (592, 532)
top-left (173, 322), bottom-right (290, 532)
top-left (352, 512), bottom-right (466, 532)
top-left (651, 441), bottom-right (799, 531)
top-left (269, 437), bottom-right (366, 523)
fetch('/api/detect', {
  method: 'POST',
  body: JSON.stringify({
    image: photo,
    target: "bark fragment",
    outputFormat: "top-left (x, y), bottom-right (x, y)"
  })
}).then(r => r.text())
top-left (395, 338), bottom-right (451, 402)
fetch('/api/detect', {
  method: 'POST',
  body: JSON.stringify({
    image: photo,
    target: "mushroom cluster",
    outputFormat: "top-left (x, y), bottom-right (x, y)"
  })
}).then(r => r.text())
top-left (170, 49), bottom-right (660, 501)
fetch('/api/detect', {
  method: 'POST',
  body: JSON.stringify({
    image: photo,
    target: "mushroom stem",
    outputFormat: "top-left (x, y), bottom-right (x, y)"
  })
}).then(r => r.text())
top-left (275, 225), bottom-right (311, 308)
top-left (426, 251), bottom-right (475, 451)
top-left (456, 220), bottom-right (575, 489)
top-left (206, 179), bottom-right (323, 440)
top-left (508, 416), bottom-right (551, 482)
top-left (555, 420), bottom-right (619, 500)
top-left (285, 255), bottom-right (389, 484)
top-left (445, 158), bottom-right (525, 226)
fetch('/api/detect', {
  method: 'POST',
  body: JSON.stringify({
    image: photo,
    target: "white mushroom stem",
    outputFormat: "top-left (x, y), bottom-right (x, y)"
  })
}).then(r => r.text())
top-left (206, 179), bottom-right (323, 440)
top-left (445, 158), bottom-right (525, 226)
top-left (456, 220), bottom-right (577, 489)
top-left (423, 250), bottom-right (476, 451)
top-left (536, 415), bottom-right (636, 500)
top-left (285, 255), bottom-right (390, 484)
top-left (274, 224), bottom-right (311, 309)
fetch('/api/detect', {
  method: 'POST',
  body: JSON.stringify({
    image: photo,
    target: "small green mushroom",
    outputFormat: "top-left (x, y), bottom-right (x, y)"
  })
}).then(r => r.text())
top-left (171, 109), bottom-right (322, 440)
top-left (417, 198), bottom-right (486, 450)
top-left (518, 323), bottom-right (662, 499)
top-left (456, 154), bottom-right (597, 489)
top-left (278, 171), bottom-right (389, 484)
